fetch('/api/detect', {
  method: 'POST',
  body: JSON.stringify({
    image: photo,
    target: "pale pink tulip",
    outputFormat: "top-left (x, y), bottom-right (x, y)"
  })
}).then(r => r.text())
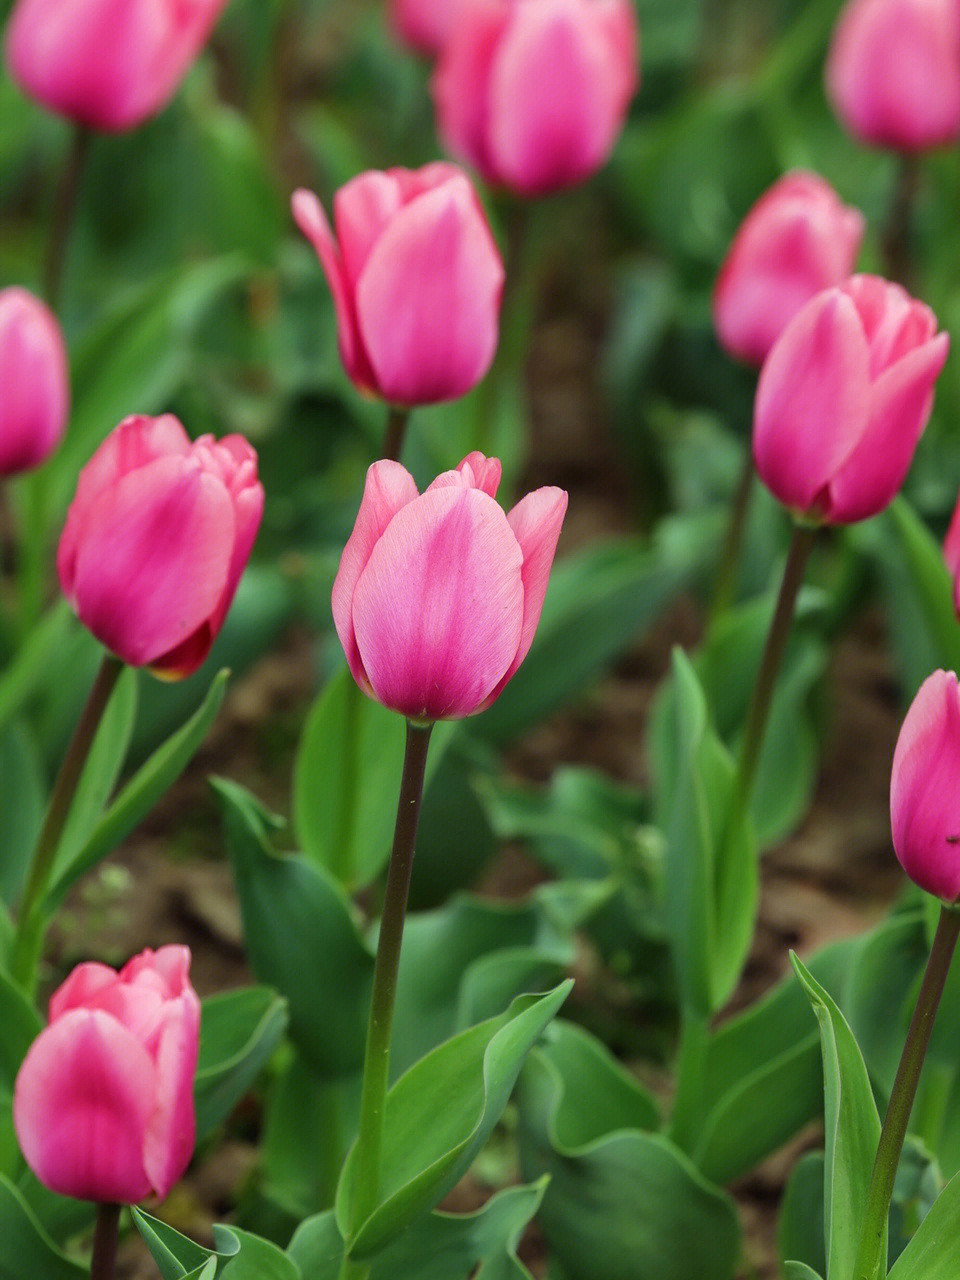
top-left (0, 287), bottom-right (69, 475)
top-left (13, 947), bottom-right (201, 1203)
top-left (713, 172), bottom-right (865, 367)
top-left (333, 452), bottom-right (566, 720)
top-left (58, 414), bottom-right (263, 676)
top-left (753, 274), bottom-right (948, 523)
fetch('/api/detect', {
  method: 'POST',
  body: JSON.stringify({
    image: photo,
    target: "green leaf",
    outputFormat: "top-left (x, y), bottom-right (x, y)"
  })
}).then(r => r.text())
top-left (783, 1265), bottom-right (825, 1280)
top-left (888, 1167), bottom-right (960, 1279)
top-left (0, 968), bottom-right (41, 1092)
top-left (215, 778), bottom-right (374, 1076)
top-left (790, 954), bottom-right (882, 1280)
top-left (336, 982), bottom-right (572, 1257)
top-left (779, 1152), bottom-right (827, 1280)
top-left (0, 603), bottom-right (73, 735)
top-left (45, 670), bottom-right (230, 910)
top-left (214, 1225), bottom-right (301, 1279)
top-left (293, 669), bottom-right (456, 889)
top-left (195, 986), bottom-right (289, 1141)
top-left (132, 1210), bottom-right (223, 1280)
top-left (0, 720), bottom-right (45, 906)
top-left (0, 1173), bottom-right (85, 1278)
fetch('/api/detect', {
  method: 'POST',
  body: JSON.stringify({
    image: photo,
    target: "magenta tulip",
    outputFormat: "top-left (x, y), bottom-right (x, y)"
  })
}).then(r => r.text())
top-left (753, 274), bottom-right (948, 524)
top-left (58, 414), bottom-right (263, 676)
top-left (825, 0), bottom-right (960, 150)
top-left (712, 172), bottom-right (865, 367)
top-left (333, 452), bottom-right (566, 720)
top-left (293, 165), bottom-right (503, 406)
top-left (14, 946), bottom-right (200, 1203)
top-left (0, 287), bottom-right (69, 475)
top-left (390, 0), bottom-right (464, 55)
top-left (432, 0), bottom-right (639, 196)
top-left (5, 0), bottom-right (229, 132)
top-left (890, 671), bottom-right (960, 901)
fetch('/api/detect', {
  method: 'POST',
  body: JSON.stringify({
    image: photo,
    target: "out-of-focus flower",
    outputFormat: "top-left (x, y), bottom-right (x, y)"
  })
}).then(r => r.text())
top-left (389, 0), bottom-right (464, 55)
top-left (0, 287), bottom-right (69, 475)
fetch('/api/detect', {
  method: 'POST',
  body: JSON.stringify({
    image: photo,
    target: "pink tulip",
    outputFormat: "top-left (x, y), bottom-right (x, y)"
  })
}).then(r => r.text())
top-left (13, 946), bottom-right (200, 1203)
top-left (432, 0), bottom-right (639, 196)
top-left (292, 165), bottom-right (504, 406)
top-left (5, 0), bottom-right (229, 132)
top-left (712, 172), bottom-right (866, 367)
top-left (941, 490), bottom-right (960, 615)
top-left (58, 414), bottom-right (264, 676)
top-left (825, 0), bottom-right (960, 150)
top-left (333, 452), bottom-right (566, 720)
top-left (753, 274), bottom-right (949, 524)
top-left (890, 670), bottom-right (960, 900)
top-left (390, 0), bottom-right (464, 55)
top-left (0, 287), bottom-right (69, 475)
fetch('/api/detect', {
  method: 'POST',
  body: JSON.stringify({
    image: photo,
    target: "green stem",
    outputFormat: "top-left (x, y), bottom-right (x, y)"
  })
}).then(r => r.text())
top-left (340, 720), bottom-right (433, 1278)
top-left (709, 450), bottom-right (756, 624)
top-left (852, 904), bottom-right (960, 1280)
top-left (881, 152), bottom-right (921, 290)
top-left (10, 654), bottom-right (124, 993)
top-left (89, 1203), bottom-right (121, 1280)
top-left (43, 125), bottom-right (92, 311)
top-left (382, 407), bottom-right (411, 464)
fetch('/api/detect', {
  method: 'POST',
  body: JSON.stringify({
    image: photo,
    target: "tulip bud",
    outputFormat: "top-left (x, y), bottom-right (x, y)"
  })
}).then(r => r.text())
top-left (389, 0), bottom-right (463, 55)
top-left (891, 671), bottom-right (960, 901)
top-left (333, 451), bottom-right (566, 720)
top-left (0, 287), bottom-right (69, 476)
top-left (825, 0), bottom-right (960, 151)
top-left (58, 414), bottom-right (264, 677)
top-left (712, 172), bottom-right (865, 367)
top-left (432, 0), bottom-right (639, 196)
top-left (13, 946), bottom-right (200, 1204)
top-left (293, 165), bottom-right (504, 406)
top-left (5, 0), bottom-right (229, 132)
top-left (753, 274), bottom-right (948, 524)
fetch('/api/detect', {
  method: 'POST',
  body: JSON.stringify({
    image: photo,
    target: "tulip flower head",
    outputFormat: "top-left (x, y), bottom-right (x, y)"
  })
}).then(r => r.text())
top-left (333, 452), bottom-right (566, 720)
top-left (432, 0), bottom-right (639, 196)
top-left (753, 274), bottom-right (949, 524)
top-left (891, 670), bottom-right (960, 901)
top-left (293, 165), bottom-right (504, 406)
top-left (58, 414), bottom-right (264, 677)
top-left (0, 287), bottom-right (69, 476)
top-left (390, 0), bottom-right (465, 55)
top-left (712, 172), bottom-right (865, 367)
top-left (5, 0), bottom-right (229, 131)
top-left (13, 946), bottom-right (200, 1203)
top-left (943, 491), bottom-right (960, 615)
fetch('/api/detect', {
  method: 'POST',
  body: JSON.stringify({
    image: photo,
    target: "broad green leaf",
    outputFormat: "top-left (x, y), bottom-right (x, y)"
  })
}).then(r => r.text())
top-left (783, 1266), bottom-right (825, 1280)
top-left (215, 778), bottom-right (373, 1076)
top-left (0, 603), bottom-right (73, 734)
top-left (0, 968), bottom-right (42, 1091)
top-left (791, 954), bottom-right (882, 1280)
top-left (195, 985), bottom-right (289, 1141)
top-left (0, 1174), bottom-right (85, 1278)
top-left (888, 1167), bottom-right (960, 1280)
top-left (779, 1152), bottom-right (827, 1280)
top-left (46, 670), bottom-right (230, 910)
top-left (214, 1225), bottom-right (301, 1279)
top-left (0, 720), bottom-right (45, 906)
top-left (337, 983), bottom-right (572, 1257)
top-left (132, 1211), bottom-right (222, 1280)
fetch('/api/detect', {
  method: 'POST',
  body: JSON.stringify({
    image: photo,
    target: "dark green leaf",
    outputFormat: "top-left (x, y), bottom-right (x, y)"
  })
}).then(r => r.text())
top-left (0, 1174), bottom-right (85, 1278)
top-left (779, 1152), bottom-right (827, 1280)
top-left (195, 986), bottom-right (289, 1141)
top-left (0, 721), bottom-right (44, 906)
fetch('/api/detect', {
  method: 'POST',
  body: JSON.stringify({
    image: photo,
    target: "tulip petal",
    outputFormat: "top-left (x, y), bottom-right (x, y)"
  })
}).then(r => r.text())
top-left (945, 494), bottom-right (960, 590)
top-left (49, 963), bottom-right (120, 1022)
top-left (13, 1010), bottom-right (154, 1203)
top-left (332, 460), bottom-right (420, 688)
top-left (67, 454), bottom-right (235, 667)
top-left (891, 670), bottom-right (960, 901)
top-left (352, 486), bottom-right (523, 719)
top-left (333, 171), bottom-right (404, 290)
top-left (432, 0), bottom-right (511, 178)
top-left (355, 178), bottom-right (504, 404)
top-left (143, 990), bottom-right (201, 1199)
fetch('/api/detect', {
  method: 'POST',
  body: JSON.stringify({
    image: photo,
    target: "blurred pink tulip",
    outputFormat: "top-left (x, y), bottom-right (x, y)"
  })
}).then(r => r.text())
top-left (293, 166), bottom-right (504, 406)
top-left (333, 451), bottom-right (566, 720)
top-left (941, 490), bottom-right (960, 613)
top-left (432, 0), bottom-right (639, 196)
top-left (5, 0), bottom-right (229, 131)
top-left (0, 287), bottom-right (69, 475)
top-left (14, 947), bottom-right (200, 1203)
top-left (753, 274), bottom-right (948, 523)
top-left (390, 0), bottom-right (464, 55)
top-left (891, 670), bottom-right (960, 900)
top-left (825, 0), bottom-right (960, 150)
top-left (712, 172), bottom-right (865, 367)
top-left (58, 414), bottom-right (263, 676)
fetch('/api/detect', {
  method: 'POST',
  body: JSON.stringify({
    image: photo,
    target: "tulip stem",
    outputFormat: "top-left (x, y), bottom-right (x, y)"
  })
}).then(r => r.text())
top-left (89, 1203), bottom-right (121, 1280)
top-left (709, 451), bottom-right (756, 623)
top-left (882, 152), bottom-right (921, 290)
top-left (10, 654), bottom-right (124, 994)
top-left (340, 720), bottom-right (433, 1277)
top-left (44, 125), bottom-right (92, 311)
top-left (382, 407), bottom-right (411, 464)
top-left (852, 903), bottom-right (960, 1280)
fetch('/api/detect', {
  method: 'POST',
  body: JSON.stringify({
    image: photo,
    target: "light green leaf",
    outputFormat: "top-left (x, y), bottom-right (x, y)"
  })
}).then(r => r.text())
top-left (888, 1167), bottom-right (960, 1279)
top-left (195, 986), bottom-right (289, 1141)
top-left (214, 1225), bottom-right (301, 1279)
top-left (783, 1265), bottom-right (825, 1280)
top-left (132, 1211), bottom-right (223, 1280)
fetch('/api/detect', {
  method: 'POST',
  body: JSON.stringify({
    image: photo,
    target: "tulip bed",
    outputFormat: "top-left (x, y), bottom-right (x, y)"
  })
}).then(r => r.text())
top-left (6, 2), bottom-right (960, 1280)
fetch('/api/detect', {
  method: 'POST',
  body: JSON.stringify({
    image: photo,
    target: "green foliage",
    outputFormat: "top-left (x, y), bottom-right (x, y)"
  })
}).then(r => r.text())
top-left (0, 1174), bottom-right (85, 1279)
top-left (195, 986), bottom-right (289, 1142)
top-left (887, 1168), bottom-right (960, 1280)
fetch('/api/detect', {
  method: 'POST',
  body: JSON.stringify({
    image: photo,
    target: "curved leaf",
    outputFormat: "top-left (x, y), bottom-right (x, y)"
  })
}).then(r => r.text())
top-left (195, 986), bottom-right (289, 1141)
top-left (0, 1173), bottom-right (85, 1278)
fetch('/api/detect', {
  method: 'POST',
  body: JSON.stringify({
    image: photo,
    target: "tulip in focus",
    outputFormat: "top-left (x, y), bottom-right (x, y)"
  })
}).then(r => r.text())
top-left (293, 165), bottom-right (504, 405)
top-left (712, 172), bottom-right (865, 367)
top-left (753, 274), bottom-right (948, 524)
top-left (0, 287), bottom-right (69, 475)
top-left (432, 0), bottom-right (639, 196)
top-left (5, 0), bottom-right (229, 131)
top-left (390, 0), bottom-right (464, 55)
top-left (13, 946), bottom-right (200, 1203)
top-left (825, 0), bottom-right (960, 150)
top-left (334, 451), bottom-right (566, 720)
top-left (58, 414), bottom-right (264, 676)
top-left (890, 670), bottom-right (960, 901)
